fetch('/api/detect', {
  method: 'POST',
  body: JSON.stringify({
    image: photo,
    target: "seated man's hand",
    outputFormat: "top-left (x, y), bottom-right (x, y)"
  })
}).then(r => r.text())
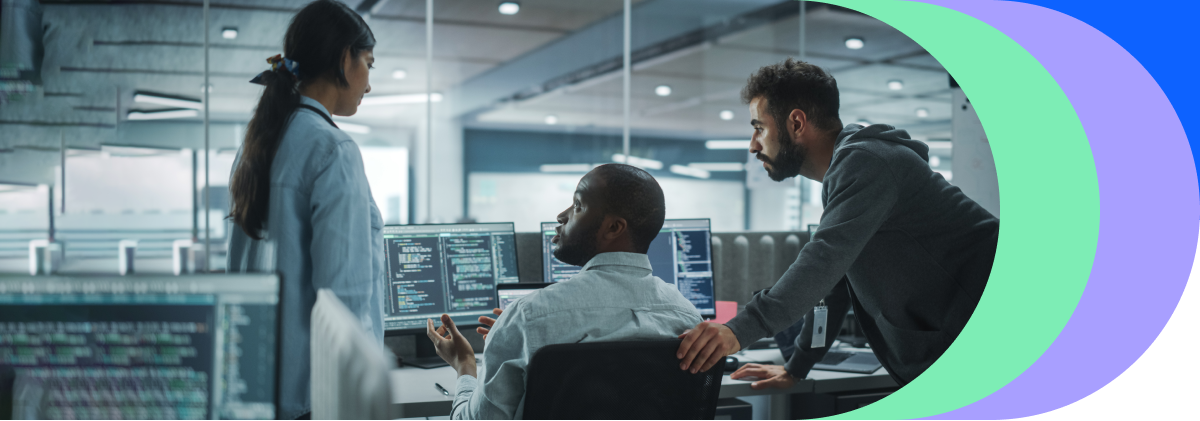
top-left (676, 321), bottom-right (741, 374)
top-left (426, 314), bottom-right (477, 378)
top-left (475, 308), bottom-right (503, 340)
top-left (730, 363), bottom-right (796, 390)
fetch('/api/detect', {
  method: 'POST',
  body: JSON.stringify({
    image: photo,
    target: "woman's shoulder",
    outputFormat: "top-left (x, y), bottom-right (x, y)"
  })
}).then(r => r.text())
top-left (277, 108), bottom-right (360, 168)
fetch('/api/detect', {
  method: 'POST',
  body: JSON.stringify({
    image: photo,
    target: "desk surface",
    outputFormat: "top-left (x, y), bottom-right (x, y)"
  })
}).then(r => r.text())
top-left (390, 349), bottom-right (895, 418)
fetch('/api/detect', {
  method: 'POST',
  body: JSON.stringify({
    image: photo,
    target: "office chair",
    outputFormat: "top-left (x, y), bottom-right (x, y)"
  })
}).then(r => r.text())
top-left (522, 339), bottom-right (725, 420)
top-left (311, 289), bottom-right (395, 419)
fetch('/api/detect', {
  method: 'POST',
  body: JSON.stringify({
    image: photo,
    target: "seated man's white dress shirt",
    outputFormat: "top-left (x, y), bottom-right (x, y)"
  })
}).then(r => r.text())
top-left (450, 251), bottom-right (703, 419)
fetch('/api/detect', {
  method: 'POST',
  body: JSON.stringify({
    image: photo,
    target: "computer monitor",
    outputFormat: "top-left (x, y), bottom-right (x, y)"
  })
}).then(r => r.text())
top-left (0, 274), bottom-right (281, 420)
top-left (380, 223), bottom-right (519, 334)
top-left (540, 219), bottom-right (716, 318)
top-left (497, 283), bottom-right (551, 311)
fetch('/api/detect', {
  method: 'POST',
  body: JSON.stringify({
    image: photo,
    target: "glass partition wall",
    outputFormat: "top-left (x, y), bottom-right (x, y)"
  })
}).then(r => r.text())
top-left (0, 0), bottom-right (953, 274)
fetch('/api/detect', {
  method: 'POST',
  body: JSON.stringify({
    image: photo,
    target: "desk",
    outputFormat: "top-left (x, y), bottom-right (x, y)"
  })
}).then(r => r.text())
top-left (390, 349), bottom-right (895, 419)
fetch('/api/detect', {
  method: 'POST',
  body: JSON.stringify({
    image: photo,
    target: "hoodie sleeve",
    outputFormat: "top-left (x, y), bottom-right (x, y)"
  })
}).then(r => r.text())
top-left (725, 148), bottom-right (899, 348)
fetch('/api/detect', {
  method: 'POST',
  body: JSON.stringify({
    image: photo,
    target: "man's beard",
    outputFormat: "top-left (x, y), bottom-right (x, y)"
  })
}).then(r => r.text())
top-left (758, 119), bottom-right (807, 182)
top-left (552, 218), bottom-right (601, 267)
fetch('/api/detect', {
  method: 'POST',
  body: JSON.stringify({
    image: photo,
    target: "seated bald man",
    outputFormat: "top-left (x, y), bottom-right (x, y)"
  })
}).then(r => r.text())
top-left (425, 163), bottom-right (703, 420)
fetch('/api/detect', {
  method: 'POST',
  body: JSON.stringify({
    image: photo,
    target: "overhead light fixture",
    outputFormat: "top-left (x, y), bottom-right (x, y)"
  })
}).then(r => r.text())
top-left (612, 154), bottom-right (663, 170)
top-left (498, 2), bottom-right (520, 15)
top-left (916, 108), bottom-right (930, 118)
top-left (670, 165), bottom-right (710, 179)
top-left (199, 83), bottom-right (213, 94)
top-left (887, 79), bottom-right (904, 90)
top-left (539, 164), bottom-right (591, 173)
top-left (391, 69), bottom-right (407, 80)
top-left (929, 156), bottom-right (941, 167)
top-left (655, 85), bottom-right (672, 97)
top-left (855, 119), bottom-right (871, 126)
top-left (705, 140), bottom-right (750, 150)
top-left (845, 37), bottom-right (865, 50)
top-left (688, 162), bottom-right (744, 172)
top-left (127, 109), bottom-right (199, 120)
top-left (334, 121), bottom-right (371, 134)
top-left (719, 110), bottom-right (734, 121)
top-left (359, 92), bottom-right (443, 106)
top-left (99, 145), bottom-right (180, 157)
top-left (133, 92), bottom-right (202, 110)
top-left (544, 115), bottom-right (558, 125)
top-left (222, 27), bottom-right (238, 40)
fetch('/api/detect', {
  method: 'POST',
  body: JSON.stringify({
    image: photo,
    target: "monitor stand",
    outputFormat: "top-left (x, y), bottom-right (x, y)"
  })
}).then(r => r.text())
top-left (405, 335), bottom-right (450, 369)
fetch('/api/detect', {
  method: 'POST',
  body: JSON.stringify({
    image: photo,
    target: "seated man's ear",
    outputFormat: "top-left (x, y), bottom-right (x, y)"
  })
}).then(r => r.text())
top-left (602, 215), bottom-right (628, 241)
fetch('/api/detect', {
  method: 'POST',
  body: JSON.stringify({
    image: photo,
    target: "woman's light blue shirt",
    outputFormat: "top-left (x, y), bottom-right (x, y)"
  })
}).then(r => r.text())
top-left (227, 96), bottom-right (385, 419)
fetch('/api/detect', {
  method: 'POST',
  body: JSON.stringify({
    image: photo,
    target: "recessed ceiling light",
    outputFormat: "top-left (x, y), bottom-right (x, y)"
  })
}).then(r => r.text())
top-left (544, 115), bottom-right (558, 125)
top-left (222, 27), bottom-right (238, 40)
top-left (498, 2), bottom-right (520, 15)
top-left (845, 37), bottom-right (864, 50)
top-left (127, 109), bottom-right (200, 121)
top-left (655, 85), bottom-right (672, 97)
top-left (392, 69), bottom-right (407, 80)
top-left (705, 140), bottom-right (750, 150)
top-left (916, 108), bottom-right (930, 118)
top-left (199, 83), bottom-right (213, 94)
top-left (719, 110), bottom-right (734, 121)
top-left (929, 156), bottom-right (941, 167)
top-left (887, 80), bottom-right (904, 90)
top-left (133, 92), bottom-right (202, 110)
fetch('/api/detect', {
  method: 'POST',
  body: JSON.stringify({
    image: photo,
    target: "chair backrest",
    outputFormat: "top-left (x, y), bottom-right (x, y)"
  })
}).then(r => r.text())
top-left (311, 289), bottom-right (394, 420)
top-left (522, 339), bottom-right (725, 420)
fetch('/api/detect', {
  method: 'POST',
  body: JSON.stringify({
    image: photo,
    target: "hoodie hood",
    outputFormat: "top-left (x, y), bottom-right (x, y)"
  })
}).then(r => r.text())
top-left (834, 123), bottom-right (929, 162)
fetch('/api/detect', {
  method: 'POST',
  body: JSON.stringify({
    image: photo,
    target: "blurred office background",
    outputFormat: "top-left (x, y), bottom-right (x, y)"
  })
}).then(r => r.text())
top-left (0, 0), bottom-right (994, 274)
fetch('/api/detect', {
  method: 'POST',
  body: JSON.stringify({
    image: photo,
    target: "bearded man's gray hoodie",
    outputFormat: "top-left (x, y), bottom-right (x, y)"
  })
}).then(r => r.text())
top-left (725, 124), bottom-right (1000, 385)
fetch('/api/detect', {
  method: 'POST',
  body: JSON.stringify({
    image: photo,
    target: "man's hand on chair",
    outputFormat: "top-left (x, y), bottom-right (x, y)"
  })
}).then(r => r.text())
top-left (676, 321), bottom-right (741, 374)
top-left (427, 313), bottom-right (477, 378)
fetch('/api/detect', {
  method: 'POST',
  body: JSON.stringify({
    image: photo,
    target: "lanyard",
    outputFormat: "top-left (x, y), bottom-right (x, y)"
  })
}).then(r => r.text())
top-left (298, 104), bottom-right (338, 129)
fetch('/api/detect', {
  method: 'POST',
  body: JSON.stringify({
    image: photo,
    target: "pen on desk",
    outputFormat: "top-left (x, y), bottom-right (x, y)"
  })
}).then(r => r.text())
top-left (434, 382), bottom-right (450, 396)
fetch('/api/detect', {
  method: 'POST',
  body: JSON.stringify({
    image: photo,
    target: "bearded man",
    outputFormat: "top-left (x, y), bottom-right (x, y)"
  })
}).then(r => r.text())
top-left (676, 58), bottom-right (1000, 388)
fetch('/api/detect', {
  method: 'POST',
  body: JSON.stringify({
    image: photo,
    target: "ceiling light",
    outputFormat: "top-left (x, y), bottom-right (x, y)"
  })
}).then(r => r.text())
top-left (670, 165), bottom-right (710, 179)
top-left (845, 37), bottom-right (865, 50)
top-left (360, 92), bottom-right (443, 106)
top-left (612, 154), bottom-right (663, 170)
top-left (498, 2), bottom-right (520, 15)
top-left (334, 121), bottom-right (371, 134)
top-left (540, 164), bottom-right (591, 173)
top-left (688, 162), bottom-right (745, 172)
top-left (133, 92), bottom-right (202, 110)
top-left (705, 140), bottom-right (750, 150)
top-left (655, 85), bottom-right (672, 97)
top-left (199, 83), bottom-right (213, 94)
top-left (929, 156), bottom-right (941, 167)
top-left (916, 108), bottom-right (930, 118)
top-left (127, 109), bottom-right (199, 120)
top-left (855, 119), bottom-right (871, 126)
top-left (719, 110), bottom-right (734, 121)
top-left (222, 27), bottom-right (238, 39)
top-left (887, 80), bottom-right (904, 90)
top-left (392, 69), bottom-right (407, 80)
top-left (544, 115), bottom-right (558, 125)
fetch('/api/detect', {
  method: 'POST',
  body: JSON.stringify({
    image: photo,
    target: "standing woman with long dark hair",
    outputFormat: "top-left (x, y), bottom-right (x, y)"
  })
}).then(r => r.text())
top-left (226, 1), bottom-right (382, 418)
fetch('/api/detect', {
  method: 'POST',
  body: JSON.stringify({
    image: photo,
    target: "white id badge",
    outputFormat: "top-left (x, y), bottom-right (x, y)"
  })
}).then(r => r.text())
top-left (812, 300), bottom-right (828, 349)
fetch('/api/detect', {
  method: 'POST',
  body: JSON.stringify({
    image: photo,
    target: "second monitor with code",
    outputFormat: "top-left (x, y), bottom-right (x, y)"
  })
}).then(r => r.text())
top-left (381, 223), bottom-right (519, 334)
top-left (541, 218), bottom-right (716, 318)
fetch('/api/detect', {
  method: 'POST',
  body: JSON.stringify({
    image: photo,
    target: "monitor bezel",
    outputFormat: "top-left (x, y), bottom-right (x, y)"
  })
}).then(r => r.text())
top-left (381, 222), bottom-right (518, 336)
top-left (539, 218), bottom-right (717, 320)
